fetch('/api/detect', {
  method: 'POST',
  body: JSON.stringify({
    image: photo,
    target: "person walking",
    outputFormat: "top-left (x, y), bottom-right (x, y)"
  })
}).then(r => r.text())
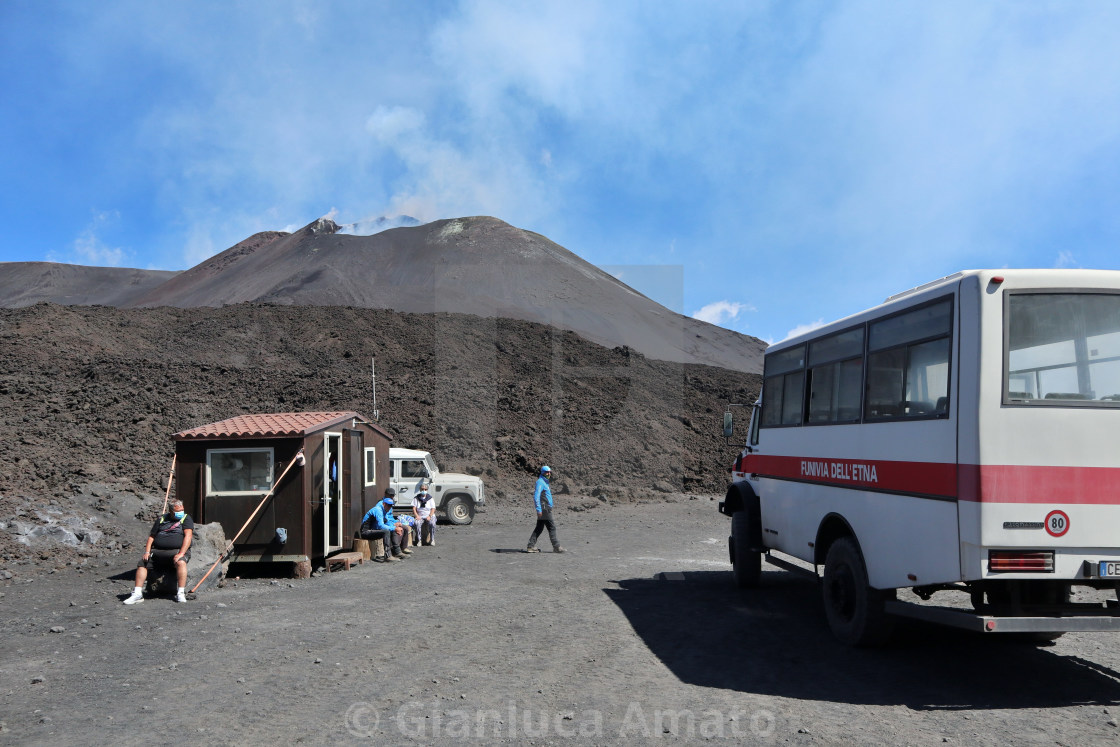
top-left (524, 465), bottom-right (564, 553)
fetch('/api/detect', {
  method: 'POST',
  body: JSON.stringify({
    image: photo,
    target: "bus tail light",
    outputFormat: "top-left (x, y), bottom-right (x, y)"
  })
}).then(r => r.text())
top-left (988, 550), bottom-right (1054, 572)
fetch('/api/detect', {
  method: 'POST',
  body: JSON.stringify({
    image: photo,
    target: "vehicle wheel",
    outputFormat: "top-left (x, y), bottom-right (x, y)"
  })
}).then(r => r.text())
top-left (445, 496), bottom-right (474, 525)
top-left (822, 537), bottom-right (894, 647)
top-left (731, 511), bottom-right (760, 589)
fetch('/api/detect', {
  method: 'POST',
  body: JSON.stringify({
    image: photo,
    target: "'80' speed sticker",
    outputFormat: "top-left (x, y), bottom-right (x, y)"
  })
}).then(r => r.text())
top-left (1045, 510), bottom-right (1070, 538)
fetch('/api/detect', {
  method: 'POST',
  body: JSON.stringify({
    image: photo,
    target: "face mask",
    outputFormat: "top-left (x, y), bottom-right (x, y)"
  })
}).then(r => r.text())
top-left (173, 511), bottom-right (185, 520)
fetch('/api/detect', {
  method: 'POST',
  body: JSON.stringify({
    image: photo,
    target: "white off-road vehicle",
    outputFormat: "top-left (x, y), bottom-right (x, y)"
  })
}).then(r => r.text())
top-left (388, 448), bottom-right (485, 525)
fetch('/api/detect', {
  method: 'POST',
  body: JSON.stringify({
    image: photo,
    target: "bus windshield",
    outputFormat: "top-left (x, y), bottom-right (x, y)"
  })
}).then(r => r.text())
top-left (1006, 292), bottom-right (1120, 404)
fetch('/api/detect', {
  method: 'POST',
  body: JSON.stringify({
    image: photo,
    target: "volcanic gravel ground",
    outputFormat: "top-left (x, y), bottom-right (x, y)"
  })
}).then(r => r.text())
top-left (3, 500), bottom-right (1120, 746)
top-left (0, 303), bottom-right (758, 572)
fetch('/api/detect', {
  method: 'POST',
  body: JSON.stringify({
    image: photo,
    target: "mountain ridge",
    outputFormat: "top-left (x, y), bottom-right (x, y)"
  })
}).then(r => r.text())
top-left (1, 216), bottom-right (764, 372)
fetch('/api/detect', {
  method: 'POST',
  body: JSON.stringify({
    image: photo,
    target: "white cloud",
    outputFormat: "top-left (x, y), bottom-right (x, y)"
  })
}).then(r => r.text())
top-left (1055, 251), bottom-right (1079, 269)
top-left (749, 3), bottom-right (1120, 271)
top-left (431, 2), bottom-right (611, 120)
top-left (361, 104), bottom-right (552, 226)
top-left (365, 105), bottom-right (426, 145)
top-left (11, 1), bottom-right (1120, 343)
top-left (338, 214), bottom-right (420, 237)
top-left (70, 211), bottom-right (125, 267)
top-left (782, 319), bottom-right (826, 342)
top-left (692, 300), bottom-right (754, 328)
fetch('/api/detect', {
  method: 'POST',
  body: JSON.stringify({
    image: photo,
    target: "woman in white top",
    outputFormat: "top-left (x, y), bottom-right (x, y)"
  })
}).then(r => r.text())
top-left (412, 482), bottom-right (437, 546)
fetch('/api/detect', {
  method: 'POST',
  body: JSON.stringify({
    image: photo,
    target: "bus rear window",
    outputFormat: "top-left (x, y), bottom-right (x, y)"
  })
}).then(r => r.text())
top-left (1007, 292), bottom-right (1120, 404)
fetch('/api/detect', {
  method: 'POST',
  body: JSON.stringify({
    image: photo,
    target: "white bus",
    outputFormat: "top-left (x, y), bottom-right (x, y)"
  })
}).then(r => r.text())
top-left (721, 269), bottom-right (1120, 645)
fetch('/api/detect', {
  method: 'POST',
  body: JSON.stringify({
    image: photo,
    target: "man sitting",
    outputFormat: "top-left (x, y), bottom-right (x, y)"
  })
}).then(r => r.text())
top-left (124, 499), bottom-right (193, 604)
top-left (360, 489), bottom-right (411, 561)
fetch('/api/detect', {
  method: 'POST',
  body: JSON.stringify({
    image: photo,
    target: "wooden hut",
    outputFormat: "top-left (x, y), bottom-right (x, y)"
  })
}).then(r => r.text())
top-left (172, 411), bottom-right (392, 575)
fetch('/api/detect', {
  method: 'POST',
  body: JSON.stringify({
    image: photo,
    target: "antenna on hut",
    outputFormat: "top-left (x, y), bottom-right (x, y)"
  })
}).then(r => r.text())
top-left (371, 356), bottom-right (380, 422)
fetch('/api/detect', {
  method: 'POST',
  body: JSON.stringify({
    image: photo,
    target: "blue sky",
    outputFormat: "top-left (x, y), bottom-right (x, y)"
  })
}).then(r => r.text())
top-left (3, 2), bottom-right (1120, 344)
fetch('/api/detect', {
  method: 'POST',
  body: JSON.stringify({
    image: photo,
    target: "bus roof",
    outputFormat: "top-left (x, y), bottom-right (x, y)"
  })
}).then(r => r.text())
top-left (766, 268), bottom-right (1120, 355)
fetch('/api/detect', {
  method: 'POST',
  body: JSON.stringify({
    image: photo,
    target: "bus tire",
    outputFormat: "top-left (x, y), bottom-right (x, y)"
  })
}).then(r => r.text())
top-left (731, 511), bottom-right (761, 589)
top-left (822, 537), bottom-right (894, 647)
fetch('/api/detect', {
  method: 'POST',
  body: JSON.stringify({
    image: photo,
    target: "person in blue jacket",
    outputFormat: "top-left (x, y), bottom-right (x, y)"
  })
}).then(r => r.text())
top-left (360, 489), bottom-right (411, 561)
top-left (524, 465), bottom-right (564, 553)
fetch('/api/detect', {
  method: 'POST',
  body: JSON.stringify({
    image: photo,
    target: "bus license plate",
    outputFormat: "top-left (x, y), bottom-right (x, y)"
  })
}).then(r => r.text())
top-left (1099, 561), bottom-right (1120, 578)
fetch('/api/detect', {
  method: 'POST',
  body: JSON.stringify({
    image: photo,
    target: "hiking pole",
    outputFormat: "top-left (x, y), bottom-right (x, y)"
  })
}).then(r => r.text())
top-left (159, 454), bottom-right (177, 517)
top-left (191, 448), bottom-right (304, 593)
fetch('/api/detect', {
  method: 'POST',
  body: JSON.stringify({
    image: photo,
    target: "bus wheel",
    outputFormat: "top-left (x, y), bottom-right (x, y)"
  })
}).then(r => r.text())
top-left (731, 511), bottom-right (761, 588)
top-left (822, 537), bottom-right (894, 647)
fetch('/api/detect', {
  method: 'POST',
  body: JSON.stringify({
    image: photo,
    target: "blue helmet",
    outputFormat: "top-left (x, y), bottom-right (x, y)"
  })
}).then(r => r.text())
top-left (540, 465), bottom-right (551, 475)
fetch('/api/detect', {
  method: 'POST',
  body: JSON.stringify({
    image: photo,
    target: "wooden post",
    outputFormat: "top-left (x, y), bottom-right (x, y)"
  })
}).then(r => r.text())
top-left (159, 454), bottom-right (177, 516)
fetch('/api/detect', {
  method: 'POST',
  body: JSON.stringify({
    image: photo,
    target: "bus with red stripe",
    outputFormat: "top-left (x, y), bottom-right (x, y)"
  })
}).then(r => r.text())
top-left (720, 269), bottom-right (1120, 645)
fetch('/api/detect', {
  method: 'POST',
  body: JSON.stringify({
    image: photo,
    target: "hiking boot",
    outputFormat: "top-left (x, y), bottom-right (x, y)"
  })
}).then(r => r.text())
top-left (382, 554), bottom-right (397, 562)
top-left (553, 547), bottom-right (566, 553)
top-left (175, 591), bottom-right (188, 603)
top-left (393, 552), bottom-right (407, 560)
top-left (123, 590), bottom-right (144, 605)
top-left (401, 548), bottom-right (413, 555)
top-left (524, 547), bottom-right (540, 553)
top-left (373, 555), bottom-right (388, 563)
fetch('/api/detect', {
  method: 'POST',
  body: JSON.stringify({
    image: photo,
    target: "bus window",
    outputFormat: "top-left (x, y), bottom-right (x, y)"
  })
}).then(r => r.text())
top-left (762, 375), bottom-right (785, 426)
top-left (865, 348), bottom-right (906, 418)
top-left (762, 344), bottom-right (805, 427)
top-left (809, 358), bottom-right (863, 423)
top-left (904, 337), bottom-right (950, 414)
top-left (781, 371), bottom-right (805, 424)
top-left (808, 327), bottom-right (864, 424)
top-left (1007, 292), bottom-right (1120, 404)
top-left (865, 300), bottom-right (951, 421)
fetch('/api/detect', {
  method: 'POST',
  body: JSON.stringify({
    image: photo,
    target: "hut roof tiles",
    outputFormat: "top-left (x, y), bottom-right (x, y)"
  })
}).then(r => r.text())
top-left (174, 411), bottom-right (367, 440)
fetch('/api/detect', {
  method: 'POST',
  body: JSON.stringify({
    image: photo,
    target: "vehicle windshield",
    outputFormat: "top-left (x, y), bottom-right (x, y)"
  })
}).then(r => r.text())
top-left (1006, 292), bottom-right (1120, 404)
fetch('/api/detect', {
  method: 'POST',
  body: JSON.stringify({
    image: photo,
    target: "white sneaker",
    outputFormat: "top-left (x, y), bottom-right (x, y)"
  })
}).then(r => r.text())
top-left (123, 590), bottom-right (144, 605)
top-left (175, 591), bottom-right (188, 603)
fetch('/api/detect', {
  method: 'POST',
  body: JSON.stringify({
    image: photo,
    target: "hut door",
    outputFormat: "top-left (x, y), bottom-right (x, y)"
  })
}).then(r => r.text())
top-left (323, 432), bottom-right (344, 554)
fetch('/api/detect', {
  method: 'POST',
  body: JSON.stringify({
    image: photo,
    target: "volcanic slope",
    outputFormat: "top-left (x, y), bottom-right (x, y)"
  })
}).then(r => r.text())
top-left (0, 262), bottom-right (179, 307)
top-left (122, 216), bottom-right (765, 372)
top-left (0, 302), bottom-right (759, 566)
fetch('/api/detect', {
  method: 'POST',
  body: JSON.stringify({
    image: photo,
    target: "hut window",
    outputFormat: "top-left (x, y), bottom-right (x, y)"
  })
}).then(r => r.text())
top-left (364, 447), bottom-right (377, 486)
top-left (206, 448), bottom-right (274, 496)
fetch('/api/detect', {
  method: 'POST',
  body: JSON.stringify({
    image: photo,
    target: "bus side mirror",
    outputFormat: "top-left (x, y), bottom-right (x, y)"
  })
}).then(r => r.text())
top-left (723, 411), bottom-right (734, 438)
